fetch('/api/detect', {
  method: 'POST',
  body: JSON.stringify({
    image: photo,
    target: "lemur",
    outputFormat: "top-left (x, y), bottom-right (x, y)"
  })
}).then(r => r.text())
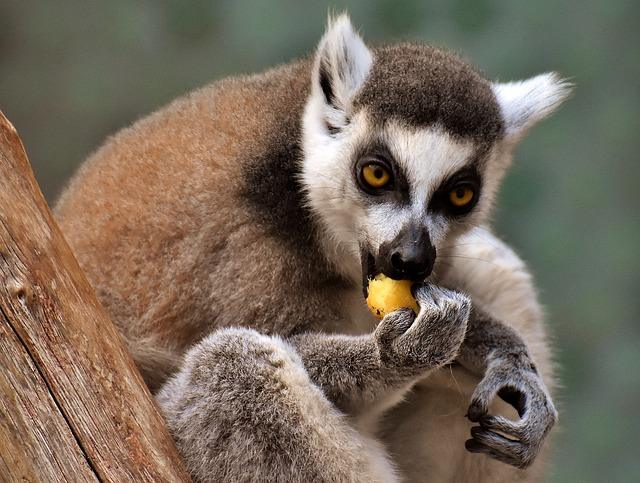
top-left (55, 15), bottom-right (570, 482)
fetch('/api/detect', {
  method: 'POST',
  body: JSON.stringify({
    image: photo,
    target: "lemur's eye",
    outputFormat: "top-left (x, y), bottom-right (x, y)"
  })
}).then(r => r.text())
top-left (448, 186), bottom-right (474, 207)
top-left (361, 163), bottom-right (391, 190)
top-left (430, 168), bottom-right (480, 216)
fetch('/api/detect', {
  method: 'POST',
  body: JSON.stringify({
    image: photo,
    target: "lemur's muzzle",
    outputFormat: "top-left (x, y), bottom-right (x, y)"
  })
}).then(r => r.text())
top-left (378, 225), bottom-right (436, 282)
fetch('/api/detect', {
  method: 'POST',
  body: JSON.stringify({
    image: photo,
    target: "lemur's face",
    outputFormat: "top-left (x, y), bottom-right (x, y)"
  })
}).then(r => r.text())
top-left (311, 117), bottom-right (496, 285)
top-left (302, 15), bottom-right (570, 285)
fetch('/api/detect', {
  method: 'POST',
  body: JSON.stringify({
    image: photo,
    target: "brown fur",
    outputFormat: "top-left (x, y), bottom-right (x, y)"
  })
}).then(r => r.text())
top-left (55, 59), bottom-right (349, 389)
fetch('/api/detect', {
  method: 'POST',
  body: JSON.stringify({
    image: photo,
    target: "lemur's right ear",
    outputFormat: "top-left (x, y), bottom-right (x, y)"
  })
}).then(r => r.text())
top-left (312, 14), bottom-right (372, 132)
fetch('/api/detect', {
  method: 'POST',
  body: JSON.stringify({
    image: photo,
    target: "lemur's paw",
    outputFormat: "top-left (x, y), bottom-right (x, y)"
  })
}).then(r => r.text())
top-left (465, 359), bottom-right (558, 469)
top-left (374, 284), bottom-right (470, 373)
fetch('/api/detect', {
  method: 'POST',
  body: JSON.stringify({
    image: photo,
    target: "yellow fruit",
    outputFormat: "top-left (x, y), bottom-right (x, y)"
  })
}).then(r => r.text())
top-left (365, 274), bottom-right (419, 319)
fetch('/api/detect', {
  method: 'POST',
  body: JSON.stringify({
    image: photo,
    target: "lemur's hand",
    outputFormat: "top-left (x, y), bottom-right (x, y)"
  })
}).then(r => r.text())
top-left (465, 357), bottom-right (558, 469)
top-left (374, 284), bottom-right (470, 375)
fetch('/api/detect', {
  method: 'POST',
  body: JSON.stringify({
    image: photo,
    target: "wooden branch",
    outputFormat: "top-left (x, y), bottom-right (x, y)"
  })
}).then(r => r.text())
top-left (0, 111), bottom-right (191, 481)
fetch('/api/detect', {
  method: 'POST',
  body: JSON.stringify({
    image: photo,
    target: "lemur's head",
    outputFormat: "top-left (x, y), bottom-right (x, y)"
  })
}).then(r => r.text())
top-left (301, 14), bottom-right (571, 285)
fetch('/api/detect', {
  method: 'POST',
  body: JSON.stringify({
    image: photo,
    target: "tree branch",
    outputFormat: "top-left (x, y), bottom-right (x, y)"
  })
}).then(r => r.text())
top-left (0, 110), bottom-right (191, 481)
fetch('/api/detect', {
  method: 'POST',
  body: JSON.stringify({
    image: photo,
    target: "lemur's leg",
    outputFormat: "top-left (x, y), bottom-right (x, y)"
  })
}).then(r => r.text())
top-left (158, 328), bottom-right (397, 483)
top-left (158, 285), bottom-right (470, 482)
top-left (382, 226), bottom-right (556, 482)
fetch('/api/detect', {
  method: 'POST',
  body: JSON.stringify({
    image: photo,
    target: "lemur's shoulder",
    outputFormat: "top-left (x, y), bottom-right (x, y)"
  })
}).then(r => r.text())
top-left (53, 58), bottom-right (330, 341)
top-left (55, 58), bottom-right (315, 250)
top-left (57, 57), bottom-right (313, 192)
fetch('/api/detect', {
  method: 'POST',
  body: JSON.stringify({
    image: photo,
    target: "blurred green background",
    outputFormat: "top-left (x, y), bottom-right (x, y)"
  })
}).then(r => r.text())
top-left (1, 1), bottom-right (638, 481)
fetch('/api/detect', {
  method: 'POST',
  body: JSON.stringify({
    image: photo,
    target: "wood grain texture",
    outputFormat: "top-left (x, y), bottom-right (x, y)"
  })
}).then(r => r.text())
top-left (0, 318), bottom-right (98, 483)
top-left (0, 111), bottom-right (191, 482)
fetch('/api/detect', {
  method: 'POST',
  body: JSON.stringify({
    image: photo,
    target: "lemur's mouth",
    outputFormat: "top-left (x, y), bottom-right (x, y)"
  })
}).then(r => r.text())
top-left (360, 243), bottom-right (434, 299)
top-left (360, 249), bottom-right (377, 298)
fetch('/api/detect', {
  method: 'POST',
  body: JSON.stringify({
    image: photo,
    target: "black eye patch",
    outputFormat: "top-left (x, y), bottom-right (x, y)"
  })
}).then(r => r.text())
top-left (429, 167), bottom-right (482, 216)
top-left (352, 140), bottom-right (410, 203)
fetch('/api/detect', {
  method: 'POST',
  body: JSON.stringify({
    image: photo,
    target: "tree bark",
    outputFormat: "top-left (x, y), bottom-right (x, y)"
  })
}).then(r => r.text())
top-left (0, 111), bottom-right (191, 482)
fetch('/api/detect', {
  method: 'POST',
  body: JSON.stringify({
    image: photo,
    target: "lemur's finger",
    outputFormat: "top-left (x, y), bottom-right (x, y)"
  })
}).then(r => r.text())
top-left (375, 308), bottom-right (415, 343)
top-left (468, 427), bottom-right (533, 468)
top-left (410, 285), bottom-right (469, 347)
top-left (411, 283), bottom-right (438, 308)
top-left (465, 438), bottom-right (524, 468)
top-left (467, 372), bottom-right (504, 421)
top-left (467, 399), bottom-right (488, 422)
top-left (413, 284), bottom-right (469, 312)
top-left (478, 415), bottom-right (526, 440)
top-left (470, 426), bottom-right (518, 448)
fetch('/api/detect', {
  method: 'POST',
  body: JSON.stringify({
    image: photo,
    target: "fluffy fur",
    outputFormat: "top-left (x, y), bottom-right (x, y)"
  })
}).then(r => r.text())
top-left (55, 14), bottom-right (570, 482)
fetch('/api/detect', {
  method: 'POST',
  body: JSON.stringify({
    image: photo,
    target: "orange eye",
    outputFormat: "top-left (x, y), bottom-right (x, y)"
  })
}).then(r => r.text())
top-left (449, 186), bottom-right (474, 207)
top-left (361, 163), bottom-right (391, 189)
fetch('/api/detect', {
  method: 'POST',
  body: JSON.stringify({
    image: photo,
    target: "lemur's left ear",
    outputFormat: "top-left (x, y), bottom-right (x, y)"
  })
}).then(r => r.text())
top-left (492, 73), bottom-right (573, 142)
top-left (312, 14), bottom-right (372, 131)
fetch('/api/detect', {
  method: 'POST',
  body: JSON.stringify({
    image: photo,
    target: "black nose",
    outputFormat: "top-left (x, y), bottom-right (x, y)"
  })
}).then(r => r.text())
top-left (390, 247), bottom-right (433, 277)
top-left (379, 225), bottom-right (436, 281)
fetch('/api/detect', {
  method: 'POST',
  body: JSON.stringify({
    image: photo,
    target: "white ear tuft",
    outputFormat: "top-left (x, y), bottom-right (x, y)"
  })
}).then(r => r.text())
top-left (313, 14), bottom-right (372, 124)
top-left (492, 73), bottom-right (573, 141)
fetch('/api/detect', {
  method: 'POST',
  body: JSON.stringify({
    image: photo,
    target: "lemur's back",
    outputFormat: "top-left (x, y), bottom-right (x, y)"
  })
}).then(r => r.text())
top-left (55, 59), bottom-right (347, 389)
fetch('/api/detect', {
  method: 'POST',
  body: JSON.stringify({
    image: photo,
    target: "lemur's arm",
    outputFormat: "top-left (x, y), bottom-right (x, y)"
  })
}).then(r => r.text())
top-left (457, 306), bottom-right (537, 376)
top-left (440, 226), bottom-right (557, 469)
top-left (289, 285), bottom-right (470, 415)
top-left (454, 308), bottom-right (557, 469)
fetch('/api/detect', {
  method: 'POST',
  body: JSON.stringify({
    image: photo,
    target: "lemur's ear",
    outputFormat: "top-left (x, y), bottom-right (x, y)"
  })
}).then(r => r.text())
top-left (492, 73), bottom-right (573, 142)
top-left (312, 14), bottom-right (372, 131)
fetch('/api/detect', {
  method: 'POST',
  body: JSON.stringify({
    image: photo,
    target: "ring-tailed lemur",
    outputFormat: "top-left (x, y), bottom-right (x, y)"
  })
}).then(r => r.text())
top-left (55, 14), bottom-right (571, 482)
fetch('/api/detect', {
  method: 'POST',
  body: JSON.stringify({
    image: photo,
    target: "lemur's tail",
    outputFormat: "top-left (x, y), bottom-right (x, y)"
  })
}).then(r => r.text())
top-left (123, 334), bottom-right (181, 394)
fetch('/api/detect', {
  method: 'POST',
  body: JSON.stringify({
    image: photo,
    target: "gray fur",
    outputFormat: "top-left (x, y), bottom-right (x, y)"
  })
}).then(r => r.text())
top-left (293, 285), bottom-right (469, 412)
top-left (355, 43), bottom-right (504, 145)
top-left (458, 307), bottom-right (558, 469)
top-left (159, 286), bottom-right (470, 481)
top-left (157, 328), bottom-right (393, 482)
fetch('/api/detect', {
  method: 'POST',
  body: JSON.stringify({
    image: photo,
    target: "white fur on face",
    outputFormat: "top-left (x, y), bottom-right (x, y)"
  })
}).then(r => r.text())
top-left (300, 107), bottom-right (367, 282)
top-left (364, 121), bottom-right (477, 249)
top-left (301, 13), bottom-right (376, 282)
top-left (301, 108), bottom-right (500, 283)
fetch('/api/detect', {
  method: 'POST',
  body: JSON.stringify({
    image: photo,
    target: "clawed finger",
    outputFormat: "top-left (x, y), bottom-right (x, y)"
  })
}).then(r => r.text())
top-left (467, 384), bottom-right (498, 422)
top-left (466, 426), bottom-right (532, 469)
top-left (479, 414), bottom-right (526, 440)
top-left (465, 438), bottom-right (525, 468)
top-left (467, 371), bottom-right (508, 422)
top-left (467, 428), bottom-right (529, 469)
top-left (376, 308), bottom-right (415, 342)
top-left (466, 399), bottom-right (488, 422)
top-left (411, 283), bottom-right (438, 306)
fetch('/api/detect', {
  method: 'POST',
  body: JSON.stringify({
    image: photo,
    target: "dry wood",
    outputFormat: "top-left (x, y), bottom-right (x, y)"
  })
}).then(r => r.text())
top-left (0, 111), bottom-right (191, 482)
